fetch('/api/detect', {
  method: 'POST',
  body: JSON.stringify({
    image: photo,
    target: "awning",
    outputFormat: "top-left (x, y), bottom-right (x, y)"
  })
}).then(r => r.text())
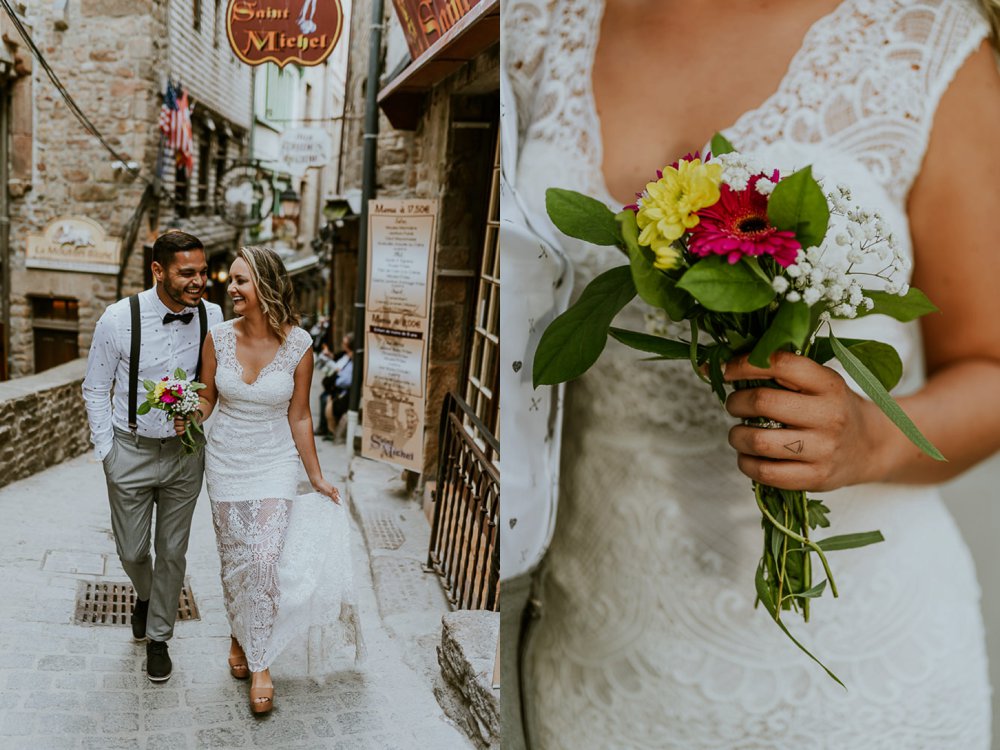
top-left (377, 0), bottom-right (499, 130)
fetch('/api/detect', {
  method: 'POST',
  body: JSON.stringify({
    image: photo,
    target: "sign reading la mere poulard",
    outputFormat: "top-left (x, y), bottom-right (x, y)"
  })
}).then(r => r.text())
top-left (390, 0), bottom-right (483, 59)
top-left (226, 0), bottom-right (345, 68)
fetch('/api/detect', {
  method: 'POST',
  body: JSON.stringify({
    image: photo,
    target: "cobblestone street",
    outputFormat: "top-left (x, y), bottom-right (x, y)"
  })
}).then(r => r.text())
top-left (0, 426), bottom-right (473, 749)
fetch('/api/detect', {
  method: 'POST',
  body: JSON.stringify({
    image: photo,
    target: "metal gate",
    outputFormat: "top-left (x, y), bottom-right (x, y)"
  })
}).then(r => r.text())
top-left (427, 392), bottom-right (499, 611)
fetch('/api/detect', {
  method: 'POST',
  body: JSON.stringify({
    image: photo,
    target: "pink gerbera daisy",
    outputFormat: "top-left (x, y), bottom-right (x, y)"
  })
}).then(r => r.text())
top-left (688, 174), bottom-right (800, 267)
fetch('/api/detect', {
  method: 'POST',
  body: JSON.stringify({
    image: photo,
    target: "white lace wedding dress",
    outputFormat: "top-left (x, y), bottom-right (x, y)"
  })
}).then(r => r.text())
top-left (205, 320), bottom-right (363, 675)
top-left (505, 0), bottom-right (992, 747)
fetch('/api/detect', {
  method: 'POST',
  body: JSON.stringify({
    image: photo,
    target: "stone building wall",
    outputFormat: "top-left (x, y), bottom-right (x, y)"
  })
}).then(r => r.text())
top-left (7, 1), bottom-right (168, 377)
top-left (339, 0), bottom-right (499, 478)
top-left (0, 358), bottom-right (90, 489)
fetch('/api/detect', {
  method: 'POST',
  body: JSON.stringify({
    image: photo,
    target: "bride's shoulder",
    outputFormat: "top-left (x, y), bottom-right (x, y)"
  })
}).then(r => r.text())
top-left (209, 318), bottom-right (235, 337)
top-left (284, 325), bottom-right (313, 350)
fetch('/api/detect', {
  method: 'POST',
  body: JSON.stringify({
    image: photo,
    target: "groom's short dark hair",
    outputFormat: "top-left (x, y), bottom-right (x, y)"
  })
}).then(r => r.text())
top-left (153, 230), bottom-right (204, 268)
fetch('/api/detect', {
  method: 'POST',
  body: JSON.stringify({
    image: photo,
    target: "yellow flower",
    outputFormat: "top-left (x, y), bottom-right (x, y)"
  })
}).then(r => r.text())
top-left (153, 381), bottom-right (167, 400)
top-left (636, 159), bottom-right (723, 269)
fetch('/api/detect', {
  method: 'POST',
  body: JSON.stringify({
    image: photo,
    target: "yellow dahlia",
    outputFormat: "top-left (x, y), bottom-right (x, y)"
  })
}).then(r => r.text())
top-left (636, 158), bottom-right (723, 269)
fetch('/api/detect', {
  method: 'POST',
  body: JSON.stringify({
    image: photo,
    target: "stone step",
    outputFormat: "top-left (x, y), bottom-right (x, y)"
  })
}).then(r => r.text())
top-left (435, 610), bottom-right (500, 750)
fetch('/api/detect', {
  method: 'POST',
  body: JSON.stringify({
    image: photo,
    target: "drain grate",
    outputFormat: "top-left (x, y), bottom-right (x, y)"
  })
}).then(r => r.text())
top-left (74, 579), bottom-right (200, 625)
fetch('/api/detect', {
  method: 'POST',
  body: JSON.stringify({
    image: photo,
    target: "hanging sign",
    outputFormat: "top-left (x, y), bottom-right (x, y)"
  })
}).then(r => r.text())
top-left (361, 199), bottom-right (438, 473)
top-left (389, 0), bottom-right (483, 59)
top-left (226, 0), bottom-right (345, 68)
top-left (279, 128), bottom-right (332, 173)
top-left (216, 163), bottom-right (275, 228)
top-left (26, 216), bottom-right (120, 274)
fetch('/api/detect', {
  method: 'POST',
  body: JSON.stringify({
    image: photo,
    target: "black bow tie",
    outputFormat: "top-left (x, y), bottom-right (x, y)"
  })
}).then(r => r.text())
top-left (162, 312), bottom-right (194, 325)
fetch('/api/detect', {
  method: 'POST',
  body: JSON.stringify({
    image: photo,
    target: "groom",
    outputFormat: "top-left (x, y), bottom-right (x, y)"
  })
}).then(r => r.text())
top-left (82, 230), bottom-right (223, 682)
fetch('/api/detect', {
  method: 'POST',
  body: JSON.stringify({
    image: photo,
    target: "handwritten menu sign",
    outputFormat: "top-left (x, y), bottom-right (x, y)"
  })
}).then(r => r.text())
top-left (362, 199), bottom-right (438, 472)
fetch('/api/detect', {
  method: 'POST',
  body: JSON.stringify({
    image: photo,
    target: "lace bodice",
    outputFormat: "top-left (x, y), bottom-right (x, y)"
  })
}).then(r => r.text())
top-left (506, 1), bottom-right (992, 747)
top-left (212, 320), bottom-right (313, 421)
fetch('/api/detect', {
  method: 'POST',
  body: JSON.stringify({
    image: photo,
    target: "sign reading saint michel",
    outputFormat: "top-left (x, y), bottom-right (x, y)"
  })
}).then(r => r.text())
top-left (226, 0), bottom-right (344, 68)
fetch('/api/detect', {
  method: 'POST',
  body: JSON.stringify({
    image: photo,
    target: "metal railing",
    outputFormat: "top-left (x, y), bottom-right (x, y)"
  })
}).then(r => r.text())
top-left (427, 392), bottom-right (500, 611)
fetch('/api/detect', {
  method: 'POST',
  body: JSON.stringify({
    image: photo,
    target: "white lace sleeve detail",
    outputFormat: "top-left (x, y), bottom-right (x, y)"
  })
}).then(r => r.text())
top-left (502, 0), bottom-right (553, 145)
top-left (211, 319), bottom-right (237, 372)
top-left (276, 328), bottom-right (312, 374)
top-left (728, 0), bottom-right (991, 204)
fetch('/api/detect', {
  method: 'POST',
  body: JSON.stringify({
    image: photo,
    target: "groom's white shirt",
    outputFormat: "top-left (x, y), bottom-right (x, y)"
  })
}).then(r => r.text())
top-left (83, 286), bottom-right (223, 459)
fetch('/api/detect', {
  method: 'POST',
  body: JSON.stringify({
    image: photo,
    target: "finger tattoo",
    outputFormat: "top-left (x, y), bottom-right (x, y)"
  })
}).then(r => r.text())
top-left (784, 439), bottom-right (804, 455)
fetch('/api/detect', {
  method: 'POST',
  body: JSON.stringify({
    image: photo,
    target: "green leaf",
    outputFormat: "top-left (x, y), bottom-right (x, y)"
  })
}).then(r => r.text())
top-left (533, 266), bottom-right (636, 387)
top-left (806, 499), bottom-right (832, 529)
top-left (677, 256), bottom-right (776, 313)
top-left (797, 579), bottom-right (828, 599)
top-left (143, 379), bottom-right (156, 390)
top-left (749, 301), bottom-right (811, 368)
top-left (856, 288), bottom-right (938, 323)
top-left (767, 166), bottom-right (830, 249)
top-left (136, 401), bottom-right (152, 415)
top-left (173, 367), bottom-right (187, 380)
top-left (710, 132), bottom-right (736, 157)
top-left (190, 382), bottom-right (207, 391)
top-left (829, 332), bottom-right (945, 461)
top-left (546, 188), bottom-right (622, 246)
top-left (816, 530), bottom-right (885, 552)
top-left (810, 336), bottom-right (868, 365)
top-left (755, 563), bottom-right (845, 688)
top-left (608, 328), bottom-right (696, 360)
top-left (707, 344), bottom-right (732, 404)
top-left (617, 211), bottom-right (693, 320)
top-left (842, 341), bottom-right (902, 391)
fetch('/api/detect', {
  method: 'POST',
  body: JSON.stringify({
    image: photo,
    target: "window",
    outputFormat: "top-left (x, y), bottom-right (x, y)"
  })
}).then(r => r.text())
top-left (213, 0), bottom-right (221, 47)
top-left (31, 296), bottom-right (79, 374)
top-left (264, 64), bottom-right (294, 123)
top-left (175, 162), bottom-right (189, 219)
top-left (214, 134), bottom-right (228, 216)
top-left (196, 126), bottom-right (212, 213)
top-left (463, 135), bottom-right (500, 457)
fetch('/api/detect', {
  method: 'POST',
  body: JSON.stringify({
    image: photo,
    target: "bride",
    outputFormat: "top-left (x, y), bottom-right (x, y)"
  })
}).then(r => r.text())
top-left (177, 245), bottom-right (362, 714)
top-left (504, 0), bottom-right (1000, 747)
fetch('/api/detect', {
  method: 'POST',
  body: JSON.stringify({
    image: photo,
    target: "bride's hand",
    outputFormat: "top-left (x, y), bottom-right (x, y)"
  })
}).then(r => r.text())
top-left (311, 477), bottom-right (342, 504)
top-left (723, 351), bottom-right (892, 492)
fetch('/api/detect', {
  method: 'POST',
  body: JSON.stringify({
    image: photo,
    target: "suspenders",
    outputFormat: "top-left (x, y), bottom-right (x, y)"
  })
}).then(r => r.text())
top-left (127, 294), bottom-right (208, 435)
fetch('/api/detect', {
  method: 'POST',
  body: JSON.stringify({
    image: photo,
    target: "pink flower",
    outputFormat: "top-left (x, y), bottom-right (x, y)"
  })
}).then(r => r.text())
top-left (160, 394), bottom-right (177, 404)
top-left (174, 386), bottom-right (184, 397)
top-left (688, 174), bottom-right (800, 267)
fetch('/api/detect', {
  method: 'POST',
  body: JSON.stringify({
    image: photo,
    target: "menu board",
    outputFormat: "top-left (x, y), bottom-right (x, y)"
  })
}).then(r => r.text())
top-left (361, 199), bottom-right (437, 472)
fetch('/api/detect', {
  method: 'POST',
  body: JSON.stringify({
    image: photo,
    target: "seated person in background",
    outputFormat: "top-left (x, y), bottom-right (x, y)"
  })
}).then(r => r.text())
top-left (317, 333), bottom-right (354, 439)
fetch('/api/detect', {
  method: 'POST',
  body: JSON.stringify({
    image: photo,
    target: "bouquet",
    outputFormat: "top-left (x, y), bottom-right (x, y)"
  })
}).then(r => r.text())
top-left (137, 368), bottom-right (207, 454)
top-left (532, 134), bottom-right (944, 685)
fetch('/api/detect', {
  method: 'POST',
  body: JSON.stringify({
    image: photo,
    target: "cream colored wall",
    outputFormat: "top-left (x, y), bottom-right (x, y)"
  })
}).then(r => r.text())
top-left (941, 452), bottom-right (1000, 748)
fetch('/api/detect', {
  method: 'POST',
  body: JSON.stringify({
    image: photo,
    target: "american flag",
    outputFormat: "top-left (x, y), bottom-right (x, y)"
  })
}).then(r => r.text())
top-left (159, 81), bottom-right (194, 175)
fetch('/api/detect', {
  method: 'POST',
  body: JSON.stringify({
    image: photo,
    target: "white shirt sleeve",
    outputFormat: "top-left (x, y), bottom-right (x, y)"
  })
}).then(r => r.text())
top-left (82, 307), bottom-right (120, 460)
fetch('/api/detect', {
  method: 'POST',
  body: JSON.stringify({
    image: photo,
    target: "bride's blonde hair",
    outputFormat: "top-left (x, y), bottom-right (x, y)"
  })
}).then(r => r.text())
top-left (981, 0), bottom-right (1000, 52)
top-left (236, 245), bottom-right (299, 343)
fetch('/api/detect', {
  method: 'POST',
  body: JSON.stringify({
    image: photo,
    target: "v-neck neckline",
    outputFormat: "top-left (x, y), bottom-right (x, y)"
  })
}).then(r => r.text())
top-left (232, 319), bottom-right (285, 386)
top-left (585, 0), bottom-right (854, 206)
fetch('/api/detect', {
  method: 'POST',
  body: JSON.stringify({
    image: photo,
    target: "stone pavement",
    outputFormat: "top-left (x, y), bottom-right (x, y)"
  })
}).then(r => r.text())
top-left (0, 421), bottom-right (474, 749)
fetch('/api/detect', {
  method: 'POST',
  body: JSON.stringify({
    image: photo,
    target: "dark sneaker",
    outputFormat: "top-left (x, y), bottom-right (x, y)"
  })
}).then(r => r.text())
top-left (131, 598), bottom-right (149, 642)
top-left (146, 640), bottom-right (172, 682)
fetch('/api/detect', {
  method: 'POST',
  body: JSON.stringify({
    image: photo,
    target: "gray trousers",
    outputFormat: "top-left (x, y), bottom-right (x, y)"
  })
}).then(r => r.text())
top-left (103, 427), bottom-right (203, 641)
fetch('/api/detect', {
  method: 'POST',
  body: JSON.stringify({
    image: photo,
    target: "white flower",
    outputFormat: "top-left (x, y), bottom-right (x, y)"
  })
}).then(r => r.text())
top-left (786, 290), bottom-right (802, 303)
top-left (755, 178), bottom-right (776, 196)
top-left (772, 276), bottom-right (790, 294)
top-left (803, 287), bottom-right (823, 306)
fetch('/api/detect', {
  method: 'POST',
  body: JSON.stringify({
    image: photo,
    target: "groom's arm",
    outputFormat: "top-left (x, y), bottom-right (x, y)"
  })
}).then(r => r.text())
top-left (82, 309), bottom-right (120, 460)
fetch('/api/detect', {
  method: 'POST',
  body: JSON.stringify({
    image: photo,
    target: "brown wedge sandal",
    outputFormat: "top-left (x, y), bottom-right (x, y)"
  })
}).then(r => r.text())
top-left (228, 636), bottom-right (249, 680)
top-left (249, 672), bottom-right (274, 715)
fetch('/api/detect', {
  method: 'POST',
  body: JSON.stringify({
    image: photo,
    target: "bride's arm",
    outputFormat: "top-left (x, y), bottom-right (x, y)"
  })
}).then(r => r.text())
top-left (724, 41), bottom-right (1000, 491)
top-left (175, 332), bottom-right (218, 435)
top-left (288, 346), bottom-right (341, 503)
